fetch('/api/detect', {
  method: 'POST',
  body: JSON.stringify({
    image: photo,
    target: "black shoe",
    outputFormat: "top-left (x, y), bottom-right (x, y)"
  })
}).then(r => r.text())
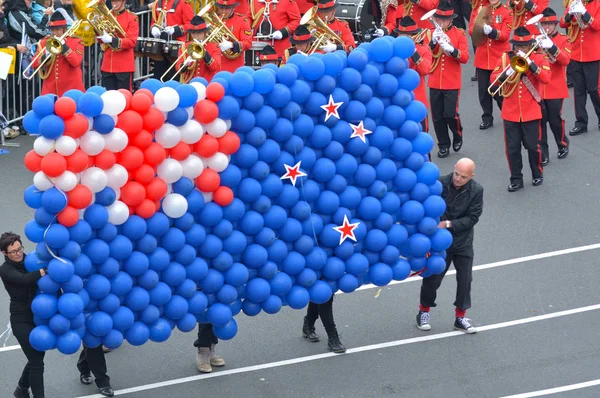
top-left (13, 386), bottom-right (30, 398)
top-left (567, 80), bottom-right (573, 88)
top-left (569, 126), bottom-right (587, 136)
top-left (99, 386), bottom-right (115, 397)
top-left (452, 139), bottom-right (463, 152)
top-left (416, 310), bottom-right (431, 331)
top-left (327, 335), bottom-right (346, 354)
top-left (541, 156), bottom-right (549, 166)
top-left (454, 317), bottom-right (477, 334)
top-left (532, 178), bottom-right (544, 186)
top-left (80, 374), bottom-right (93, 385)
top-left (437, 148), bottom-right (449, 158)
top-left (508, 183), bottom-right (523, 192)
top-left (479, 121), bottom-right (493, 130)
top-left (302, 317), bottom-right (320, 342)
top-left (471, 75), bottom-right (477, 81)
top-left (558, 147), bottom-right (569, 159)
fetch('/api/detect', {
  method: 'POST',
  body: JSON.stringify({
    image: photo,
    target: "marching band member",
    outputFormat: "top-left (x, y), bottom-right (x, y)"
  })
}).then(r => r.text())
top-left (468, 0), bottom-right (512, 130)
top-left (539, 8), bottom-right (570, 163)
top-left (394, 0), bottom-right (440, 29)
top-left (560, 0), bottom-right (600, 136)
top-left (490, 26), bottom-right (551, 192)
top-left (282, 24), bottom-right (316, 63)
top-left (249, 0), bottom-right (301, 58)
top-left (31, 11), bottom-right (84, 96)
top-left (427, 0), bottom-right (469, 158)
top-left (315, 0), bottom-right (354, 52)
top-left (297, 0), bottom-right (317, 13)
top-left (508, 0), bottom-right (547, 28)
top-left (97, 0), bottom-right (139, 91)
top-left (215, 0), bottom-right (253, 72)
top-left (257, 43), bottom-right (282, 65)
top-left (367, 0), bottom-right (398, 37)
top-left (175, 15), bottom-right (221, 83)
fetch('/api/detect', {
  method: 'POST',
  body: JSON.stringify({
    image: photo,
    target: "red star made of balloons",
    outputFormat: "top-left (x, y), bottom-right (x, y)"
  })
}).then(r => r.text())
top-left (333, 215), bottom-right (360, 245)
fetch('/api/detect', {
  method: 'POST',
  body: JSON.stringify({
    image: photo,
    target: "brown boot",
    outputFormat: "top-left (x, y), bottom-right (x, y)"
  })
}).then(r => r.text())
top-left (209, 344), bottom-right (225, 367)
top-left (196, 347), bottom-right (212, 373)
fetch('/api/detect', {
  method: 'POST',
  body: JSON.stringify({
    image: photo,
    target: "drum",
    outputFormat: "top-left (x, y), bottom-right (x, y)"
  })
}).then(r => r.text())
top-left (245, 41), bottom-right (268, 69)
top-left (143, 38), bottom-right (166, 61)
top-left (165, 40), bottom-right (184, 61)
top-left (134, 38), bottom-right (145, 58)
top-left (335, 0), bottom-right (374, 41)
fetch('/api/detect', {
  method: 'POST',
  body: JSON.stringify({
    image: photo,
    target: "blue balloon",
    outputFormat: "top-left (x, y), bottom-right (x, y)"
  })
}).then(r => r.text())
top-left (62, 274), bottom-right (83, 293)
top-left (430, 228), bottom-right (453, 251)
top-left (38, 275), bottom-right (60, 294)
top-left (230, 72), bottom-right (255, 97)
top-left (376, 73), bottom-right (399, 97)
top-left (103, 329), bottom-right (124, 349)
top-left (231, 109), bottom-right (255, 133)
top-left (416, 162), bottom-right (441, 185)
top-left (366, 229), bottom-right (388, 252)
top-left (176, 84), bottom-right (198, 108)
top-left (347, 49), bottom-right (368, 71)
top-left (213, 318), bottom-right (238, 340)
top-left (266, 83), bottom-right (291, 108)
top-left (358, 196), bottom-right (382, 220)
top-left (370, 37), bottom-right (394, 62)
top-left (408, 233), bottom-right (432, 257)
top-left (207, 303), bottom-right (233, 327)
top-left (323, 52), bottom-right (344, 76)
top-left (309, 280), bottom-right (333, 304)
top-left (93, 114), bottom-right (115, 134)
top-left (200, 269), bottom-right (225, 294)
top-left (393, 35), bottom-right (416, 58)
top-left (87, 274), bottom-right (111, 300)
top-left (32, 294), bottom-right (58, 319)
top-left (404, 99), bottom-right (428, 123)
top-left (68, 220), bottom-right (92, 245)
top-left (166, 107), bottom-right (189, 126)
top-left (289, 80), bottom-right (312, 105)
top-left (369, 263), bottom-right (393, 286)
top-left (32, 95), bottom-right (55, 117)
top-left (41, 187), bottom-right (67, 214)
top-left (98, 293), bottom-right (121, 314)
top-left (98, 258), bottom-right (120, 278)
top-left (112, 306), bottom-right (135, 331)
top-left (253, 69), bottom-right (277, 94)
top-left (385, 57), bottom-right (407, 76)
top-left (29, 325), bottom-right (56, 351)
top-left (125, 322), bottom-right (149, 346)
top-left (23, 111), bottom-right (42, 135)
top-left (78, 92), bottom-right (103, 117)
top-left (301, 56), bottom-right (325, 81)
top-left (83, 205), bottom-right (109, 230)
top-left (48, 258), bottom-right (74, 283)
top-left (361, 64), bottom-right (380, 86)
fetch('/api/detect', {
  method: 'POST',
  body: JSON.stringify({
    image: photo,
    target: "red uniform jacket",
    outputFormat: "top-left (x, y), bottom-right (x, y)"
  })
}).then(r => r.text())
top-left (409, 39), bottom-right (433, 108)
top-left (327, 18), bottom-right (355, 52)
top-left (542, 32), bottom-right (571, 99)
top-left (560, 1), bottom-right (600, 62)
top-left (471, 0), bottom-right (490, 10)
top-left (249, 0), bottom-right (301, 56)
top-left (150, 0), bottom-right (194, 41)
top-left (237, 0), bottom-right (250, 16)
top-left (490, 51), bottom-right (551, 122)
top-left (468, 3), bottom-right (512, 70)
top-left (220, 12), bottom-right (253, 72)
top-left (392, 0), bottom-right (440, 29)
top-left (176, 41), bottom-right (221, 83)
top-left (101, 9), bottom-right (139, 73)
top-left (296, 0), bottom-right (315, 13)
top-left (381, 5), bottom-right (399, 35)
top-left (508, 0), bottom-right (547, 28)
top-left (32, 36), bottom-right (85, 96)
top-left (427, 26), bottom-right (469, 90)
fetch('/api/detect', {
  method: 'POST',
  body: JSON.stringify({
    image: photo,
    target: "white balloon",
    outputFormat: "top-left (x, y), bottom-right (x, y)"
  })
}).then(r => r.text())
top-left (225, 119), bottom-right (232, 130)
top-left (201, 191), bottom-right (213, 203)
top-left (155, 123), bottom-right (181, 149)
top-left (185, 107), bottom-right (194, 118)
top-left (113, 187), bottom-right (121, 201)
top-left (103, 128), bottom-right (128, 153)
top-left (33, 172), bottom-right (54, 191)
top-left (180, 119), bottom-right (204, 144)
top-left (154, 87), bottom-right (180, 112)
top-left (165, 184), bottom-right (173, 196)
top-left (33, 136), bottom-right (55, 156)
top-left (207, 152), bottom-right (229, 172)
top-left (80, 167), bottom-right (108, 193)
top-left (205, 118), bottom-right (228, 138)
top-left (189, 82), bottom-right (206, 101)
top-left (55, 136), bottom-right (77, 156)
top-left (101, 91), bottom-right (127, 116)
top-left (180, 154), bottom-right (204, 179)
top-left (157, 159), bottom-right (183, 184)
top-left (106, 200), bottom-right (129, 225)
top-left (80, 130), bottom-right (105, 156)
top-left (105, 164), bottom-right (128, 189)
top-left (86, 117), bottom-right (94, 131)
top-left (162, 193), bottom-right (188, 218)
top-left (53, 171), bottom-right (78, 192)
top-left (111, 115), bottom-right (118, 124)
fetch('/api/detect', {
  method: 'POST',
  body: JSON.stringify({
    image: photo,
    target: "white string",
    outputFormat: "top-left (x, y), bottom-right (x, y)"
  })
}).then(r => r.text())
top-left (0, 321), bottom-right (12, 347)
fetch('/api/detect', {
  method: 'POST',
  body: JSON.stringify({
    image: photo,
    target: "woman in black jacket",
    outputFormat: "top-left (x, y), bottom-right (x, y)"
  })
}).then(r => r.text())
top-left (0, 232), bottom-right (46, 398)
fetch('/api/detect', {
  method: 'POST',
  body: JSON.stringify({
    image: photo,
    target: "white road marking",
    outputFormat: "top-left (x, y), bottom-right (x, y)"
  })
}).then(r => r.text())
top-left (499, 379), bottom-right (600, 397)
top-left (74, 303), bottom-right (600, 397)
top-left (0, 345), bottom-right (20, 353)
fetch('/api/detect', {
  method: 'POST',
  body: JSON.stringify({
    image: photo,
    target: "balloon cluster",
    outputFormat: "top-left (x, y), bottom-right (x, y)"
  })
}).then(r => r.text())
top-left (21, 35), bottom-right (452, 354)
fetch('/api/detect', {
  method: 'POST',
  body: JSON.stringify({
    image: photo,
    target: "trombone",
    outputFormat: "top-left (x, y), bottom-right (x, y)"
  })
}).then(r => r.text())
top-left (300, 6), bottom-right (344, 54)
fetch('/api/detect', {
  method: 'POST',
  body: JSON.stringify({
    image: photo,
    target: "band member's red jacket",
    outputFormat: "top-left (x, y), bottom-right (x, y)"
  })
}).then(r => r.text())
top-left (150, 0), bottom-right (194, 41)
top-left (221, 12), bottom-right (253, 72)
top-left (409, 38), bottom-right (433, 107)
top-left (509, 0), bottom-right (547, 28)
top-left (427, 26), bottom-right (469, 90)
top-left (542, 32), bottom-right (571, 99)
top-left (176, 41), bottom-right (221, 82)
top-left (393, 0), bottom-right (440, 29)
top-left (296, 0), bottom-right (316, 13)
top-left (379, 5), bottom-right (399, 35)
top-left (490, 51), bottom-right (551, 122)
top-left (31, 36), bottom-right (85, 96)
top-left (328, 18), bottom-right (355, 51)
top-left (100, 9), bottom-right (139, 74)
top-left (559, 2), bottom-right (600, 62)
top-left (249, 0), bottom-right (301, 56)
top-left (468, 3), bottom-right (512, 70)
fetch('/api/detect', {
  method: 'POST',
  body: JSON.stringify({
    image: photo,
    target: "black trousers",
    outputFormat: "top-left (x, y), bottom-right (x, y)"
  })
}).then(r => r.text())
top-left (420, 251), bottom-right (473, 311)
top-left (503, 119), bottom-right (543, 184)
top-left (194, 324), bottom-right (218, 348)
top-left (477, 68), bottom-right (503, 123)
top-left (541, 98), bottom-right (569, 157)
top-left (430, 88), bottom-right (463, 150)
top-left (152, 57), bottom-right (176, 82)
top-left (77, 346), bottom-right (110, 388)
top-left (570, 60), bottom-right (600, 128)
top-left (12, 320), bottom-right (45, 398)
top-left (305, 296), bottom-right (337, 337)
top-left (452, 0), bottom-right (472, 30)
top-left (102, 72), bottom-right (133, 91)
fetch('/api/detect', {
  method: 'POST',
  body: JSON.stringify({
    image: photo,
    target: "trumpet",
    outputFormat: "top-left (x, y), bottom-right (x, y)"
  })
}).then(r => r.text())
top-left (300, 6), bottom-right (345, 54)
top-left (161, 27), bottom-right (221, 82)
top-left (527, 14), bottom-right (556, 63)
top-left (198, 2), bottom-right (245, 60)
top-left (86, 0), bottom-right (126, 38)
top-left (421, 9), bottom-right (450, 47)
top-left (568, 0), bottom-right (587, 29)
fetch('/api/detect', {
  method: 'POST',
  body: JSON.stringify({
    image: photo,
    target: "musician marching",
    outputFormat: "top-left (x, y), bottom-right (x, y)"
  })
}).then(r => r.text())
top-left (367, 0), bottom-right (400, 38)
top-left (489, 25), bottom-right (551, 192)
top-left (538, 8), bottom-right (570, 163)
top-left (249, 0), bottom-right (301, 58)
top-left (256, 43), bottom-right (281, 65)
top-left (282, 24), bottom-right (317, 63)
top-left (560, 0), bottom-right (600, 136)
top-left (508, 0), bottom-right (547, 28)
top-left (468, 0), bottom-right (512, 130)
top-left (426, 1), bottom-right (469, 158)
top-left (314, 0), bottom-right (355, 52)
top-left (175, 15), bottom-right (221, 83)
top-left (395, 0), bottom-right (440, 28)
top-left (215, 0), bottom-right (253, 72)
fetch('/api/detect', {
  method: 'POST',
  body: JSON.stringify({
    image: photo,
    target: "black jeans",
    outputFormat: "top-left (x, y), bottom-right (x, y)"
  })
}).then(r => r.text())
top-left (305, 296), bottom-right (338, 337)
top-left (570, 59), bottom-right (600, 128)
top-left (477, 68), bottom-right (503, 123)
top-left (194, 324), bottom-right (218, 348)
top-left (77, 346), bottom-right (110, 388)
top-left (541, 98), bottom-right (569, 157)
top-left (12, 320), bottom-right (45, 398)
top-left (102, 72), bottom-right (133, 91)
top-left (503, 119), bottom-right (543, 184)
top-left (420, 251), bottom-right (473, 311)
top-left (430, 88), bottom-right (463, 150)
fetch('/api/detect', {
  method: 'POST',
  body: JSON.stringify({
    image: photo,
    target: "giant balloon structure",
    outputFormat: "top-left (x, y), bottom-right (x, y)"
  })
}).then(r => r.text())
top-left (20, 36), bottom-right (452, 355)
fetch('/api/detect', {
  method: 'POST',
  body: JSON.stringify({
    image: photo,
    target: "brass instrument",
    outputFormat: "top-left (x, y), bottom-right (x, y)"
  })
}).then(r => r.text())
top-left (300, 6), bottom-right (344, 54)
top-left (23, 20), bottom-right (84, 80)
top-left (197, 1), bottom-right (244, 60)
top-left (470, 5), bottom-right (491, 48)
top-left (86, 0), bottom-right (126, 38)
top-left (566, 0), bottom-right (587, 43)
top-left (527, 14), bottom-right (556, 63)
top-left (421, 9), bottom-right (451, 72)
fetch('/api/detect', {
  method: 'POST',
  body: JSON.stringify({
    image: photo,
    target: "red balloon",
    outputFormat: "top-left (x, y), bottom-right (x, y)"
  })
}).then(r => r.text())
top-left (213, 186), bottom-right (233, 206)
top-left (66, 149), bottom-right (89, 173)
top-left (24, 150), bottom-right (43, 173)
top-left (143, 107), bottom-right (165, 132)
top-left (54, 97), bottom-right (77, 119)
top-left (206, 82), bottom-right (225, 102)
top-left (63, 114), bottom-right (89, 139)
top-left (118, 146), bottom-right (144, 171)
top-left (194, 100), bottom-right (218, 124)
top-left (118, 110), bottom-right (144, 136)
top-left (131, 129), bottom-right (153, 149)
top-left (146, 179), bottom-right (168, 201)
top-left (194, 134), bottom-right (219, 158)
top-left (118, 89), bottom-right (133, 110)
top-left (120, 181), bottom-right (146, 207)
top-left (154, 200), bottom-right (161, 211)
top-left (67, 184), bottom-right (93, 209)
top-left (143, 143), bottom-right (167, 167)
top-left (134, 164), bottom-right (156, 185)
top-left (57, 206), bottom-right (79, 227)
top-left (195, 169), bottom-right (220, 192)
top-left (94, 150), bottom-right (116, 170)
top-left (130, 93), bottom-right (152, 114)
top-left (218, 131), bottom-right (241, 155)
top-left (135, 199), bottom-right (156, 219)
top-left (41, 152), bottom-right (67, 178)
top-left (136, 89), bottom-right (154, 101)
top-left (169, 142), bottom-right (192, 161)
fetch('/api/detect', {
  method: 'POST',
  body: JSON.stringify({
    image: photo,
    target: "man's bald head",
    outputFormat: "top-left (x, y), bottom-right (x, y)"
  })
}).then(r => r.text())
top-left (452, 158), bottom-right (475, 188)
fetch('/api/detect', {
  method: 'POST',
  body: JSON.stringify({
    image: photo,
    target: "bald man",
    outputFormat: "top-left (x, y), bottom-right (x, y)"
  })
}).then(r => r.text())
top-left (416, 158), bottom-right (484, 334)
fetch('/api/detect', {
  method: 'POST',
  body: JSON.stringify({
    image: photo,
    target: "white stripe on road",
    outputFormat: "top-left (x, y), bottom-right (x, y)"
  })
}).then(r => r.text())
top-left (499, 379), bottom-right (600, 397)
top-left (75, 303), bottom-right (600, 397)
top-left (0, 345), bottom-right (20, 353)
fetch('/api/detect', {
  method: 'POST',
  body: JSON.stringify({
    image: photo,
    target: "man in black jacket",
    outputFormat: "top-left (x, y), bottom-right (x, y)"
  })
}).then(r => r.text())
top-left (416, 158), bottom-right (484, 334)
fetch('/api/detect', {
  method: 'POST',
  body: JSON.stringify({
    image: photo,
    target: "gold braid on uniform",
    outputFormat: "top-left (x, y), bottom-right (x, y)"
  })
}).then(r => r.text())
top-left (499, 54), bottom-right (521, 97)
top-left (509, 0), bottom-right (527, 29)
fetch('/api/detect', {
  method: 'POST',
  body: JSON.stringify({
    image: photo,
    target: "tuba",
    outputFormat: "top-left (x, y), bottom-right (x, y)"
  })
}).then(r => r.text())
top-left (198, 2), bottom-right (244, 60)
top-left (300, 6), bottom-right (344, 54)
top-left (86, 0), bottom-right (126, 37)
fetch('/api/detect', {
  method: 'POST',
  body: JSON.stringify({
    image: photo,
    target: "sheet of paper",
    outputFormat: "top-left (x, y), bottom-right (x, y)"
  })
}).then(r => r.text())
top-left (0, 51), bottom-right (13, 80)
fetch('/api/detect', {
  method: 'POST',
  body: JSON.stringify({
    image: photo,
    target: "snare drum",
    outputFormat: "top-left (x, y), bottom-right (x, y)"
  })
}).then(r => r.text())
top-left (143, 38), bottom-right (167, 61)
top-left (165, 40), bottom-right (184, 61)
top-left (335, 0), bottom-right (374, 41)
top-left (245, 41), bottom-right (268, 69)
top-left (134, 37), bottom-right (145, 58)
